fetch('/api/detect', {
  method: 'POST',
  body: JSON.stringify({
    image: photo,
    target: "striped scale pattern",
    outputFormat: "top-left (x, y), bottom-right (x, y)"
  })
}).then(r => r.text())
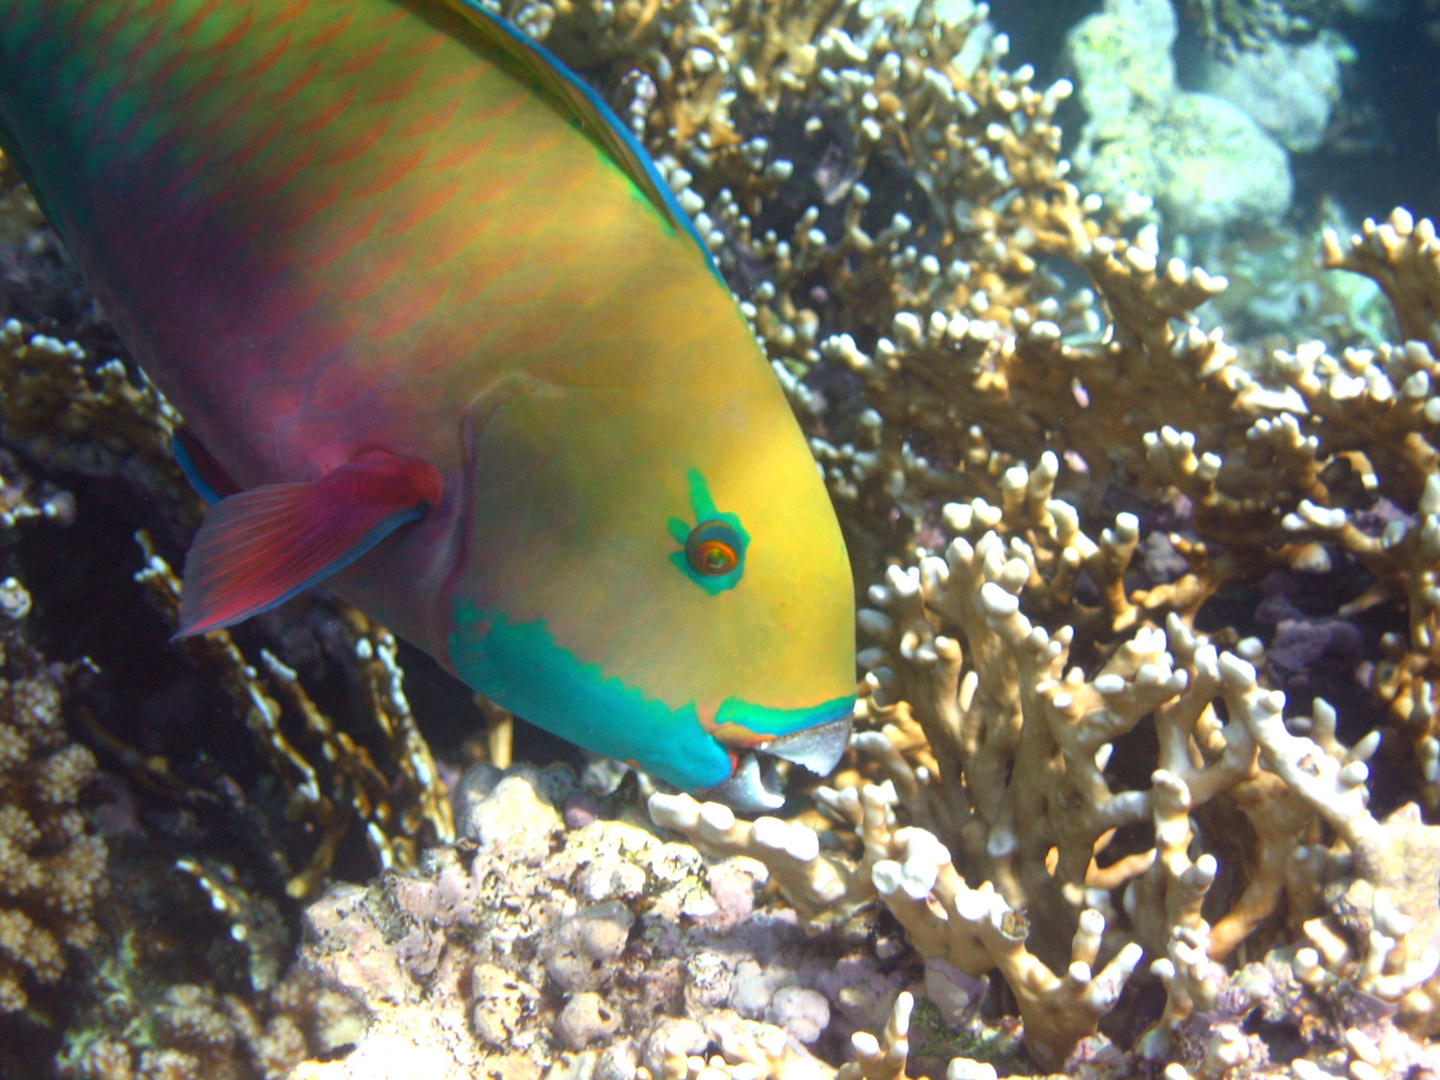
top-left (0, 0), bottom-right (858, 789)
top-left (0, 0), bottom-right (694, 488)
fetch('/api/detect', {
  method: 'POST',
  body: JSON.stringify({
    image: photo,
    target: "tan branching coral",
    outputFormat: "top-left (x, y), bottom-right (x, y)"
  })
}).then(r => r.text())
top-left (0, 580), bottom-right (105, 1014)
top-left (0, 320), bottom-right (195, 529)
top-left (653, 404), bottom-right (1440, 1066)
top-left (873, 839), bottom-right (1142, 1070)
top-left (531, 0), bottom-right (1438, 748)
top-left (537, 0), bottom-right (1440, 1063)
top-left (2, 0), bottom-right (1440, 1074)
top-left (133, 535), bottom-right (453, 899)
top-left (837, 992), bottom-right (913, 1080)
top-left (647, 784), bottom-right (890, 921)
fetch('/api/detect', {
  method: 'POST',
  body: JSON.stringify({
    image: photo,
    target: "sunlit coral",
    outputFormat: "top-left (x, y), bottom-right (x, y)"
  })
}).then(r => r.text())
top-left (1, 0), bottom-right (1439, 1076)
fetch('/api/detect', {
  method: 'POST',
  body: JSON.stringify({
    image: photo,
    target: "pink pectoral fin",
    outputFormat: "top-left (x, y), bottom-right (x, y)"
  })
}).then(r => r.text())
top-left (176, 452), bottom-right (442, 637)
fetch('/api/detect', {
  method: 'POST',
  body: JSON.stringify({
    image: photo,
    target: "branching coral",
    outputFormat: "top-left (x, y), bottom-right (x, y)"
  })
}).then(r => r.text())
top-left (506, 0), bottom-right (1353, 585)
top-left (0, 302), bottom-right (459, 904)
top-left (643, 181), bottom-right (1440, 1062)
top-left (133, 536), bottom-right (454, 899)
top-left (655, 648), bottom-right (1440, 1071)
top-left (498, 0), bottom-right (1093, 563)
top-left (509, 0), bottom-right (1433, 680)
top-left (839, 415), bottom-right (1440, 1056)
top-left (0, 319), bottom-right (196, 537)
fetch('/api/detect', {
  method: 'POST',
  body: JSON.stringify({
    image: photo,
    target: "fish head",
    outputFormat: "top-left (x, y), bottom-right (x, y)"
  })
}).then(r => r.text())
top-left (445, 364), bottom-right (856, 805)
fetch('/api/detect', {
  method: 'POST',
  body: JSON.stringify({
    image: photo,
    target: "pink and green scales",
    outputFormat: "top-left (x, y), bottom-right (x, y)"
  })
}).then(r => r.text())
top-left (0, 0), bottom-right (857, 802)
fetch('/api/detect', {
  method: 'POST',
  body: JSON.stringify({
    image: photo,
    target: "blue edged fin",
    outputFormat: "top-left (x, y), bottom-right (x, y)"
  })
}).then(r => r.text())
top-left (435, 0), bottom-right (722, 280)
top-left (176, 452), bottom-right (442, 637)
top-left (172, 429), bottom-right (241, 506)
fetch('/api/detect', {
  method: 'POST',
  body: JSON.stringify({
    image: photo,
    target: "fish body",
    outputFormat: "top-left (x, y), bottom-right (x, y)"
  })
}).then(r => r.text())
top-left (0, 0), bottom-right (855, 792)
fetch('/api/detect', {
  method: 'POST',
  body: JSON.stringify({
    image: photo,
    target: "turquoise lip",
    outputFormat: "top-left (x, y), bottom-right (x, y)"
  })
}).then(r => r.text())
top-left (448, 600), bottom-right (853, 790)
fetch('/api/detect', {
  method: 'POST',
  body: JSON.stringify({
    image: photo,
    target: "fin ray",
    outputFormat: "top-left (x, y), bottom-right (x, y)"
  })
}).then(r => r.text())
top-left (177, 453), bottom-right (441, 636)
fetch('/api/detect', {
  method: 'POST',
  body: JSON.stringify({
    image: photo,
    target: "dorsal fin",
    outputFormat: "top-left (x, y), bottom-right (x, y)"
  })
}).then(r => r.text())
top-left (435, 0), bottom-right (721, 279)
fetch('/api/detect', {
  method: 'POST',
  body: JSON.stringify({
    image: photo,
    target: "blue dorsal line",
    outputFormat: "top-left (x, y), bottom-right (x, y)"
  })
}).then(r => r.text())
top-left (172, 432), bottom-right (224, 505)
top-left (447, 0), bottom-right (723, 282)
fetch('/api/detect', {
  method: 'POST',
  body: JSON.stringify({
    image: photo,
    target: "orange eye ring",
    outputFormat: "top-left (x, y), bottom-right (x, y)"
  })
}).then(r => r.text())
top-left (686, 521), bottom-right (742, 577)
top-left (693, 538), bottom-right (737, 575)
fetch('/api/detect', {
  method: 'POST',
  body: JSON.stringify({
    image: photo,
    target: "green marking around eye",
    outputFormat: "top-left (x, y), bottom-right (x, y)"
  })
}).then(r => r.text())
top-left (669, 468), bottom-right (749, 594)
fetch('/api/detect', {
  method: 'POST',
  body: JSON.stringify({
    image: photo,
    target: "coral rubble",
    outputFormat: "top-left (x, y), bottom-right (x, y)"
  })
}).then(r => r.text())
top-left (288, 765), bottom-right (923, 1080)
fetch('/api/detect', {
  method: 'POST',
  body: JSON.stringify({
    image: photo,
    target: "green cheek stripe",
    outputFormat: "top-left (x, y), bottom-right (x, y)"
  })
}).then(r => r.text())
top-left (449, 600), bottom-right (734, 789)
top-left (448, 601), bottom-right (857, 791)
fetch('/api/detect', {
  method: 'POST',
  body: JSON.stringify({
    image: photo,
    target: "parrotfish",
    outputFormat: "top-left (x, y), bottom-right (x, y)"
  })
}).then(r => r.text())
top-left (0, 0), bottom-right (856, 805)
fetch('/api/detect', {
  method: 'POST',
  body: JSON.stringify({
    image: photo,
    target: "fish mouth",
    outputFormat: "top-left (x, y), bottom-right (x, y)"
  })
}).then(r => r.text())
top-left (700, 713), bottom-right (853, 812)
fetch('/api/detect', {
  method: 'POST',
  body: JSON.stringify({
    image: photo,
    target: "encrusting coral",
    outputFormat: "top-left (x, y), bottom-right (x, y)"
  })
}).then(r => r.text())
top-left (59, 969), bottom-right (363, 1080)
top-left (1177, 0), bottom-right (1340, 56)
top-left (0, 573), bottom-right (105, 1017)
top-left (286, 764), bottom-right (890, 1080)
top-left (0, 418), bottom-right (106, 1024)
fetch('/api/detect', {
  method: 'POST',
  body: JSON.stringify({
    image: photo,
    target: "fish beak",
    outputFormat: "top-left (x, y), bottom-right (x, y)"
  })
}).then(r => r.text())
top-left (701, 714), bottom-right (852, 813)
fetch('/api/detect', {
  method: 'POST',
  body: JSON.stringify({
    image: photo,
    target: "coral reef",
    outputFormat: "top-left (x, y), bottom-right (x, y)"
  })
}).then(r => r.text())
top-left (0, 578), bottom-right (105, 1017)
top-left (1067, 0), bottom-right (1293, 232)
top-left (288, 765), bottom-right (931, 1080)
top-left (59, 968), bottom-right (360, 1080)
top-left (1195, 31), bottom-right (1344, 154)
top-left (0, 148), bottom-right (466, 1076)
top-left (0, 0), bottom-right (1437, 1077)
top-left (0, 274), bottom-right (456, 902)
top-left (657, 644), bottom-right (1440, 1072)
top-left (505, 0), bottom-right (1440, 1072)
top-left (1178, 0), bottom-right (1340, 56)
top-left (132, 538), bottom-right (455, 900)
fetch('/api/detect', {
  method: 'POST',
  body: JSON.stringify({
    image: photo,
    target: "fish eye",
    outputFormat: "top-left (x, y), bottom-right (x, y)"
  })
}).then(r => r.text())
top-left (668, 470), bottom-right (748, 593)
top-left (686, 521), bottom-right (741, 577)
